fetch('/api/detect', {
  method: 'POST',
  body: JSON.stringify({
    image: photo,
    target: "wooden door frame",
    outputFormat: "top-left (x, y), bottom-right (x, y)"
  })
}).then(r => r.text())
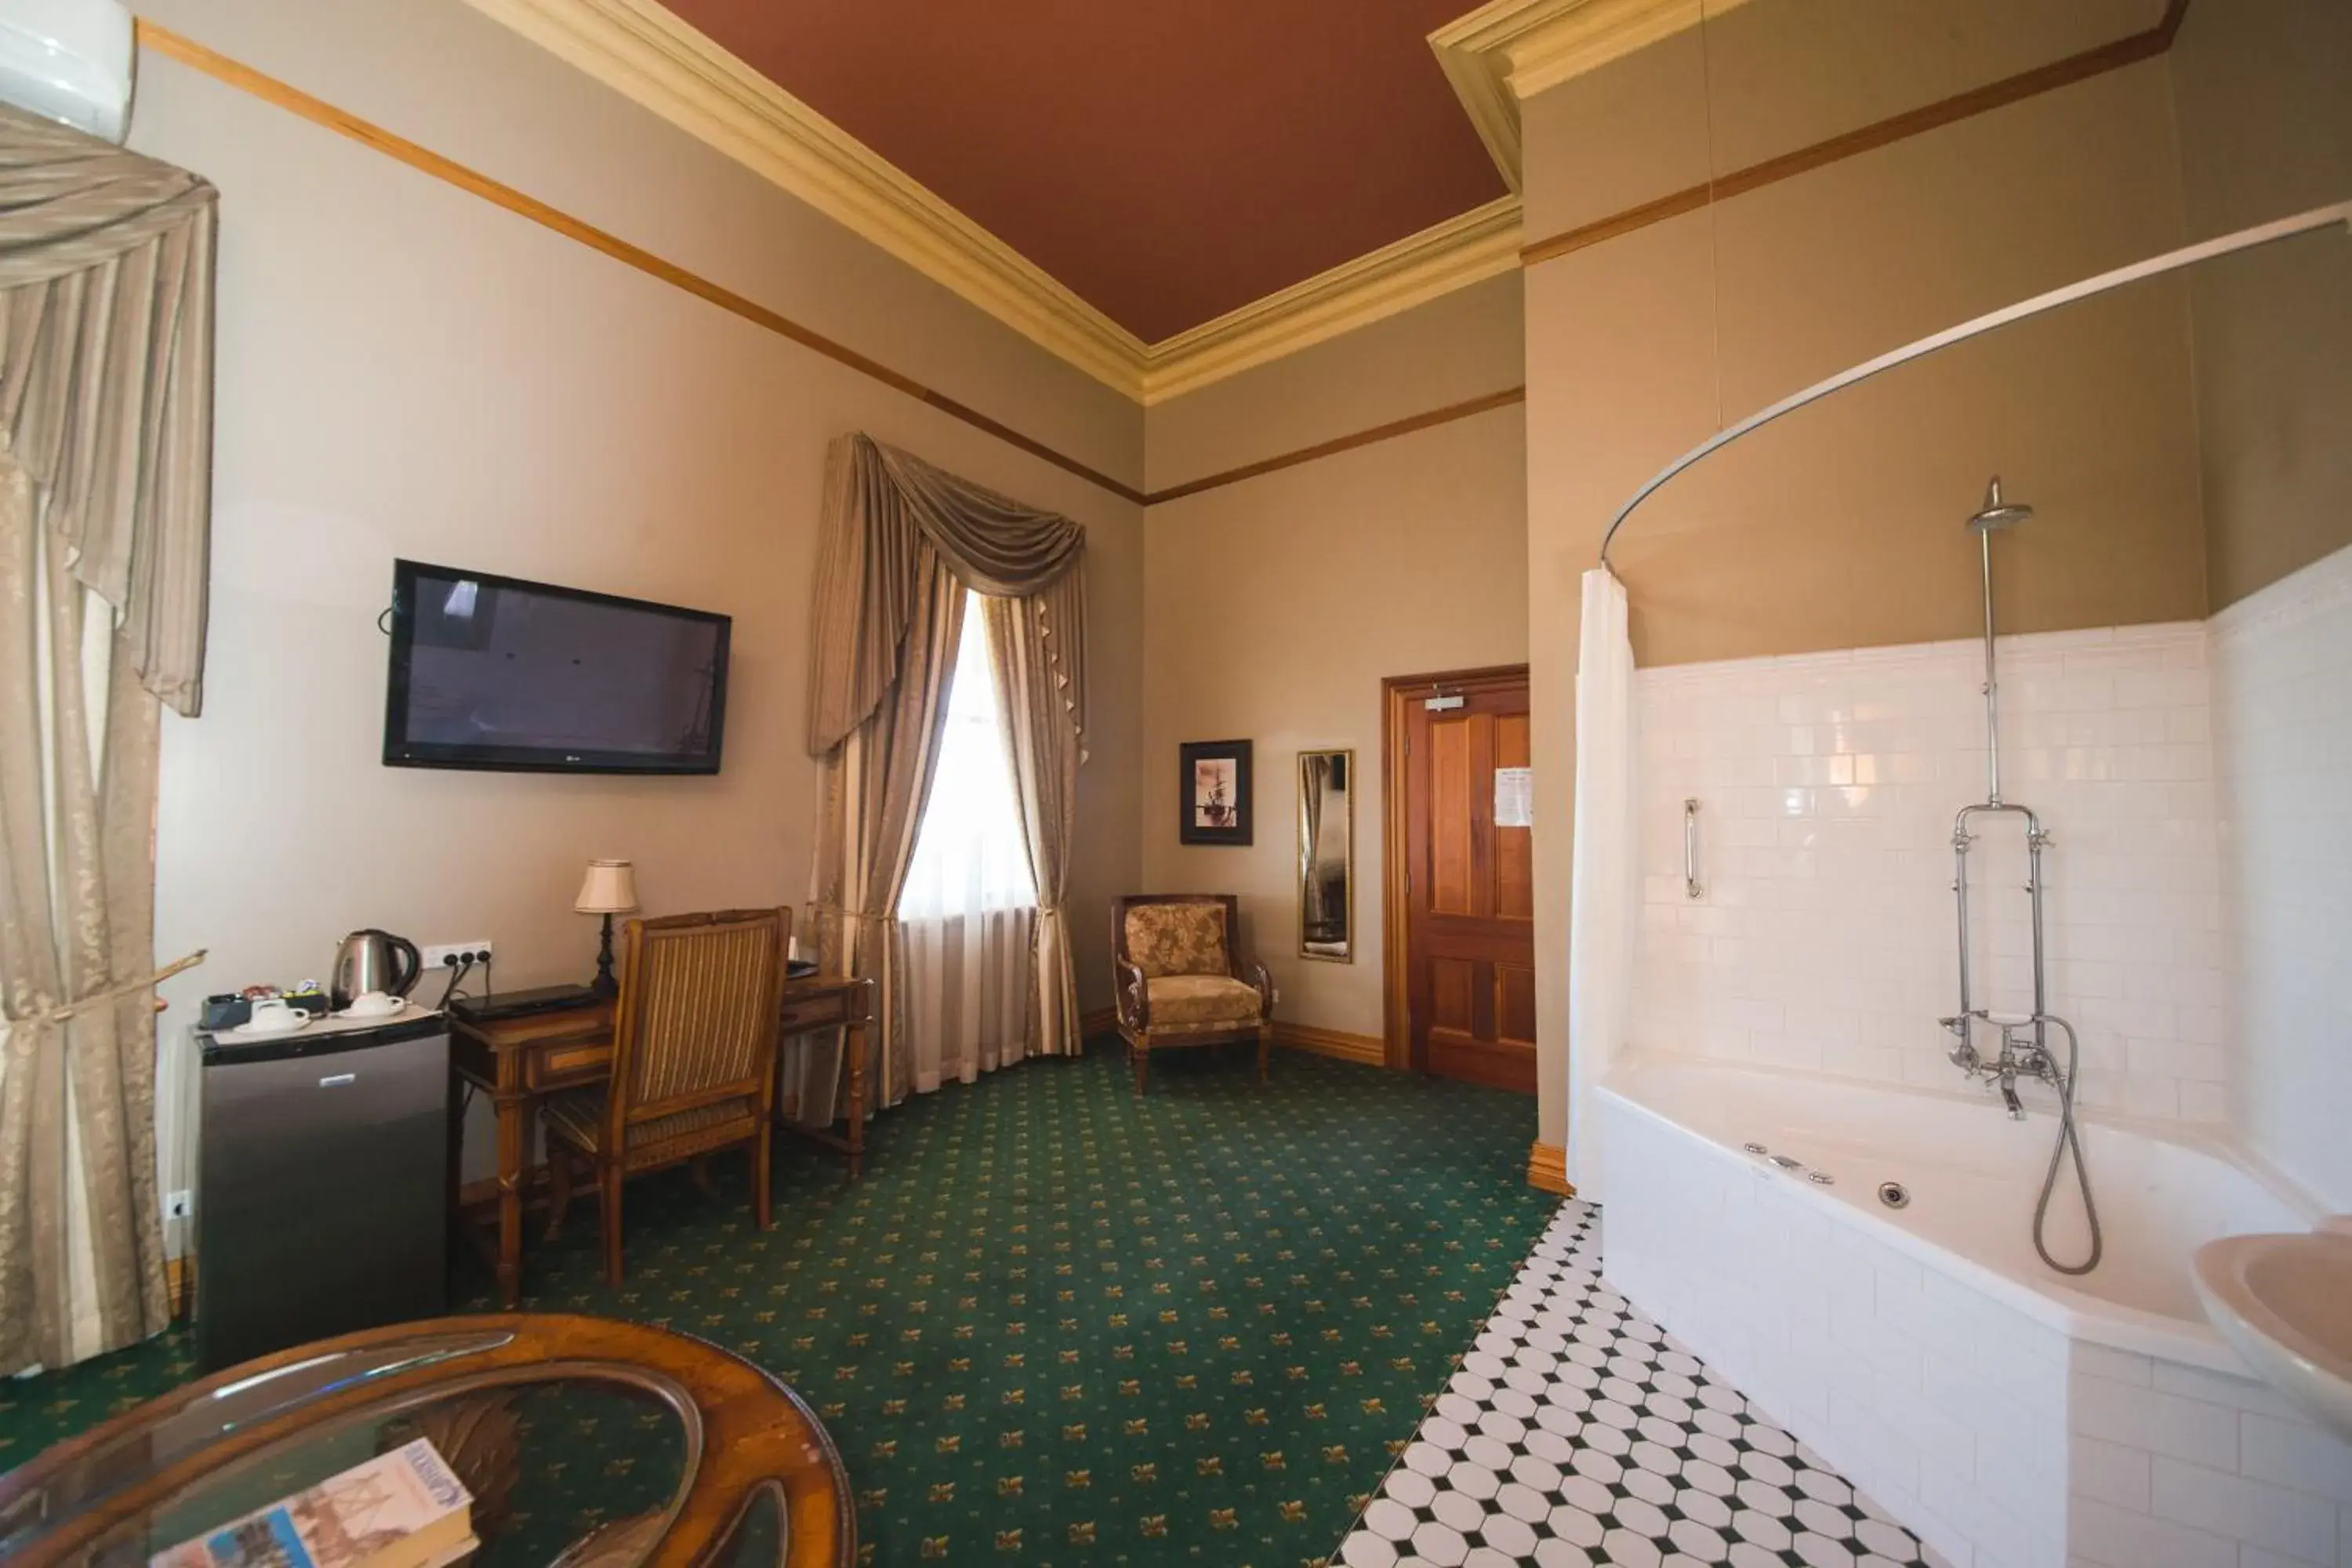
top-left (1379, 663), bottom-right (1533, 1072)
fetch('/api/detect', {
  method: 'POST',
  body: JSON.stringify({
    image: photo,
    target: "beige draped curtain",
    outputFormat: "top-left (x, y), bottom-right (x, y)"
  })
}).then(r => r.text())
top-left (790, 434), bottom-right (1086, 1122)
top-left (0, 105), bottom-right (217, 1375)
top-left (982, 594), bottom-right (1080, 1069)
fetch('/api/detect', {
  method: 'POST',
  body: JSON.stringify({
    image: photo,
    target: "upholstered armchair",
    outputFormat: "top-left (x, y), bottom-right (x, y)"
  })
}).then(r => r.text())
top-left (1111, 894), bottom-right (1273, 1094)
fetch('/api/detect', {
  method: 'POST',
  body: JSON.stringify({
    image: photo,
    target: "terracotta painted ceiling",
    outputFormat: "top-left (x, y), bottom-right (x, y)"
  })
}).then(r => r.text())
top-left (660, 0), bottom-right (1507, 345)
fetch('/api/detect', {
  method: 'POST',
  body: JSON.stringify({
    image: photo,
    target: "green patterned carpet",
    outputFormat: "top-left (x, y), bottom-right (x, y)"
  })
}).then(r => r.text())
top-left (1, 1040), bottom-right (1555, 1566)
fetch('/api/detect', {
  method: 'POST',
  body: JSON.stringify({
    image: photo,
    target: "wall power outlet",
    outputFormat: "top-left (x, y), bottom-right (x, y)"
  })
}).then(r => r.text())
top-left (421, 940), bottom-right (495, 971)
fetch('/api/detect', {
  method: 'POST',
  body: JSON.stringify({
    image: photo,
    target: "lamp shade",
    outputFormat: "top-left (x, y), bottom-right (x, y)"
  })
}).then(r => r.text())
top-left (574, 859), bottom-right (639, 915)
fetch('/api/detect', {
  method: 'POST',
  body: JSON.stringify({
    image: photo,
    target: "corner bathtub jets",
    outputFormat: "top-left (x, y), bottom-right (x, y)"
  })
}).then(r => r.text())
top-left (1597, 1053), bottom-right (2352, 1568)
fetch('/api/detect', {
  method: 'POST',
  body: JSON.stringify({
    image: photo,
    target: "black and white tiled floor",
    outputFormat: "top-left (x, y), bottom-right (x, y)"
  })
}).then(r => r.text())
top-left (1335, 1203), bottom-right (1944, 1568)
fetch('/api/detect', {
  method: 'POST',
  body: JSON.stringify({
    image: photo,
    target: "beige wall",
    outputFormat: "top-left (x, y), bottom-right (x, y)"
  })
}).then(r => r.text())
top-left (129, 0), bottom-right (1145, 1191)
top-left (1523, 42), bottom-right (2208, 1142)
top-left (1140, 286), bottom-right (1528, 1040)
top-left (115, 0), bottom-right (2316, 1190)
top-left (1518, 0), bottom-right (2167, 242)
top-left (2170, 0), bottom-right (2352, 609)
top-left (1145, 273), bottom-right (1524, 494)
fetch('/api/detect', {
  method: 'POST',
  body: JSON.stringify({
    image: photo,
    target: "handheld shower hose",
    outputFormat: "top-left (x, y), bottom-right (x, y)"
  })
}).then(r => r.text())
top-left (2033, 1015), bottom-right (2103, 1276)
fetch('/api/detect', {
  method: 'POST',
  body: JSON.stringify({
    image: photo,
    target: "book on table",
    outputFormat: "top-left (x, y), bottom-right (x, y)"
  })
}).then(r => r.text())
top-left (151, 1436), bottom-right (476, 1568)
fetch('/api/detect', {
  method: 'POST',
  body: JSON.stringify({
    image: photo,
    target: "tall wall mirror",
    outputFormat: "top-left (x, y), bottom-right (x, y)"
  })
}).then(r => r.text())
top-left (1298, 749), bottom-right (1354, 962)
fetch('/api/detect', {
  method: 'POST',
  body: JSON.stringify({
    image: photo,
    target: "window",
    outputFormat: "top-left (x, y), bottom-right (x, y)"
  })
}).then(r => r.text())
top-left (898, 592), bottom-right (1036, 919)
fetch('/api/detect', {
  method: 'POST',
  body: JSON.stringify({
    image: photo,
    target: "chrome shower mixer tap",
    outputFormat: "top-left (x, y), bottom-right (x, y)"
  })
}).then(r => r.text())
top-left (1938, 477), bottom-right (2102, 1276)
top-left (1943, 1013), bottom-right (2065, 1120)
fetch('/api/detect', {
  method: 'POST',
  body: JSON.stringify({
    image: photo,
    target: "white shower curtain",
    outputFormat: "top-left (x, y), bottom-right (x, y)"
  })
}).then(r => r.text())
top-left (1566, 568), bottom-right (1638, 1200)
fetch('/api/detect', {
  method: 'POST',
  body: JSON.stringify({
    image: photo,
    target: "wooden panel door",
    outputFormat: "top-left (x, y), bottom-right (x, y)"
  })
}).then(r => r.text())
top-left (1392, 668), bottom-right (1535, 1093)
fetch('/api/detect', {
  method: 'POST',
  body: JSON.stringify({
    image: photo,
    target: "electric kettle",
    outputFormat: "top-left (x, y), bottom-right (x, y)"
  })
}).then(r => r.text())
top-left (332, 928), bottom-right (423, 1009)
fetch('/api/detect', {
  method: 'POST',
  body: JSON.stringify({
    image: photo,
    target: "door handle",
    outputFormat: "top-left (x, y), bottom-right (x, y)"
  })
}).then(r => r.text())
top-left (318, 1073), bottom-right (357, 1087)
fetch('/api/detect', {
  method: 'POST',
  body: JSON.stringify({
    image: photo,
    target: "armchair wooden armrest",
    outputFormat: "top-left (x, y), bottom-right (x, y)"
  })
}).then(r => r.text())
top-left (1114, 956), bottom-right (1151, 1031)
top-left (1246, 957), bottom-right (1274, 1019)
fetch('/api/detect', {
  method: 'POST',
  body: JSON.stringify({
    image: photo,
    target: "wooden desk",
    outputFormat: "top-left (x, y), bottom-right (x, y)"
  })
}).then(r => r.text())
top-left (450, 975), bottom-right (875, 1307)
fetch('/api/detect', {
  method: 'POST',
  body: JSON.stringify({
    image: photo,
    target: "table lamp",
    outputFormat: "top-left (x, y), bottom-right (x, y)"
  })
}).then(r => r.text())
top-left (575, 859), bottom-right (639, 997)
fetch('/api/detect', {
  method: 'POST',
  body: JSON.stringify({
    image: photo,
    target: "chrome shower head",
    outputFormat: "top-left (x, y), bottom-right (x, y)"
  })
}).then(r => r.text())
top-left (1968, 476), bottom-right (2034, 532)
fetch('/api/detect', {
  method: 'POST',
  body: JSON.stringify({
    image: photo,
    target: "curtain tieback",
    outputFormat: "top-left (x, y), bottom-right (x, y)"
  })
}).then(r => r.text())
top-left (2, 949), bottom-right (208, 1031)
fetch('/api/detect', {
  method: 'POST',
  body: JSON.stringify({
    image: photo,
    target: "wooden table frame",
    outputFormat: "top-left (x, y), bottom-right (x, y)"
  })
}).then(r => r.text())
top-left (449, 975), bottom-right (875, 1308)
top-left (0, 1313), bottom-right (852, 1568)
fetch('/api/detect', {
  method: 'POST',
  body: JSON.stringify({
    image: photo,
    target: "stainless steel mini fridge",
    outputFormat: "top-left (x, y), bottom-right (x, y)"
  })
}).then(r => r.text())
top-left (196, 1012), bottom-right (451, 1371)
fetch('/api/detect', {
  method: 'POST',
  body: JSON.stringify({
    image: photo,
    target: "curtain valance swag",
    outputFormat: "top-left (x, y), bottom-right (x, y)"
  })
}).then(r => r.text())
top-left (797, 434), bottom-right (1090, 1122)
top-left (0, 104), bottom-right (217, 717)
top-left (805, 433), bottom-right (1085, 757)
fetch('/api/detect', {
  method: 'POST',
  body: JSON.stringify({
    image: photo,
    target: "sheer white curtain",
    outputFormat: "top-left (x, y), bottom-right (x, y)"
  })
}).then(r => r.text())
top-left (897, 591), bottom-right (1036, 1091)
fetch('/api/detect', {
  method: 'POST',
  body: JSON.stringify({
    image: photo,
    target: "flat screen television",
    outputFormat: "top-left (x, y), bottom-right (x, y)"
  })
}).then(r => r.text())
top-left (383, 561), bottom-right (730, 775)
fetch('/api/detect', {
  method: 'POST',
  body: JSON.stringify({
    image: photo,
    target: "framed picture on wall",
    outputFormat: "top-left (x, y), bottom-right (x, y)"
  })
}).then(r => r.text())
top-left (1178, 739), bottom-right (1254, 846)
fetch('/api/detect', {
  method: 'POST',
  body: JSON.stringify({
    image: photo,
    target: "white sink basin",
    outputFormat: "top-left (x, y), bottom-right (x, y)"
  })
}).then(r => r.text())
top-left (2194, 1227), bottom-right (2352, 1442)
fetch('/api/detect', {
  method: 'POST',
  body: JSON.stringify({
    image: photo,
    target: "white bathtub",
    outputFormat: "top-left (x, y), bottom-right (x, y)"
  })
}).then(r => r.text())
top-left (1599, 1053), bottom-right (2352, 1568)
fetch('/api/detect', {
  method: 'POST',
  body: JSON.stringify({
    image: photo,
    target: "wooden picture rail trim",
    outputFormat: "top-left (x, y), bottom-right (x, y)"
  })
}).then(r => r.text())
top-left (133, 20), bottom-right (1149, 509)
top-left (1144, 385), bottom-right (1526, 507)
top-left (1522, 0), bottom-right (2195, 268)
top-left (136, 3), bottom-right (2191, 522)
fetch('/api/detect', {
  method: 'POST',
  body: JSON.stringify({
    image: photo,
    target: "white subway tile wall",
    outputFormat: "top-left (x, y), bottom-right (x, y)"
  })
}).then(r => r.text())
top-left (2068, 1339), bottom-right (2352, 1568)
top-left (1630, 623), bottom-right (2227, 1122)
top-left (2210, 541), bottom-right (2352, 1213)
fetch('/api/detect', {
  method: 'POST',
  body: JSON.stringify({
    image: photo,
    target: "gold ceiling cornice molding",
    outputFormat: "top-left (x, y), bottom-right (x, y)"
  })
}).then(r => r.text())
top-left (1429, 0), bottom-right (1750, 190)
top-left (462, 0), bottom-right (1526, 407)
top-left (1139, 197), bottom-right (1522, 405)
top-left (460, 0), bottom-right (1152, 396)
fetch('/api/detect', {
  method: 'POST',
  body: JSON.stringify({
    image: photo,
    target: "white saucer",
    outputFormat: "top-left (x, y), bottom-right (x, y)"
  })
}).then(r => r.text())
top-left (338, 1000), bottom-right (407, 1021)
top-left (225, 1013), bottom-right (313, 1039)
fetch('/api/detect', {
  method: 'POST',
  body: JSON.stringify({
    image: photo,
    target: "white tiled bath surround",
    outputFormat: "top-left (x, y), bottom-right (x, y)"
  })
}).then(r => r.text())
top-left (1632, 622), bottom-right (2227, 1122)
top-left (2211, 541), bottom-right (2352, 1211)
top-left (1599, 551), bottom-right (2352, 1566)
top-left (1602, 1084), bottom-right (2352, 1568)
top-left (1604, 1097), bottom-right (2068, 1567)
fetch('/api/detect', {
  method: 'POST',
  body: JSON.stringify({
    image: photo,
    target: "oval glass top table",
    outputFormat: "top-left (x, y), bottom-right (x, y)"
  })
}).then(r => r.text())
top-left (0, 1316), bottom-right (851, 1568)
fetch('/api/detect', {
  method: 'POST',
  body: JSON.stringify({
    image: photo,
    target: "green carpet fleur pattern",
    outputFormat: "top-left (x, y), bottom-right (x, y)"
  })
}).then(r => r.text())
top-left (0, 1042), bottom-right (1556, 1567)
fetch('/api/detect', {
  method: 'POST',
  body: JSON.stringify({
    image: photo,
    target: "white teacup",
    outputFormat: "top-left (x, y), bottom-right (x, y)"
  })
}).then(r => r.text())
top-left (343, 990), bottom-right (402, 1018)
top-left (243, 998), bottom-right (307, 1033)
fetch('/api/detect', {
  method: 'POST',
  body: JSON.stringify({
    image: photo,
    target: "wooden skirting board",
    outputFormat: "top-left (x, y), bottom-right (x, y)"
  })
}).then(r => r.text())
top-left (1273, 1022), bottom-right (1388, 1068)
top-left (1087, 1007), bottom-right (1386, 1068)
top-left (1527, 1141), bottom-right (1571, 1196)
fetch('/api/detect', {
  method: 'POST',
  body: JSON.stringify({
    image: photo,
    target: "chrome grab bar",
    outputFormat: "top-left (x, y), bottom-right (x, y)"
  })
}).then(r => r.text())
top-left (1683, 797), bottom-right (1701, 899)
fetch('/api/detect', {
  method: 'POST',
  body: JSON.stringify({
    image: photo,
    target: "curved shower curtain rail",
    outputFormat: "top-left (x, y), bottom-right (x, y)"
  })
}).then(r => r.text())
top-left (1596, 200), bottom-right (2352, 572)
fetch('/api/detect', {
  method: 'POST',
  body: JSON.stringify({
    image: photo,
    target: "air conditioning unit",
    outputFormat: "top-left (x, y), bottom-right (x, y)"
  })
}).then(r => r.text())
top-left (0, 0), bottom-right (132, 143)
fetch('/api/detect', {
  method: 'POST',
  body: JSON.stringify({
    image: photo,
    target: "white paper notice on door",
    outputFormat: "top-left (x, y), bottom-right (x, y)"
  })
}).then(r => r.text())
top-left (1494, 767), bottom-right (1533, 829)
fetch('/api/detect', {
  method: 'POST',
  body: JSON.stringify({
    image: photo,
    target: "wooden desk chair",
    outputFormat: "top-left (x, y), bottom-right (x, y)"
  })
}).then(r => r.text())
top-left (543, 907), bottom-right (788, 1283)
